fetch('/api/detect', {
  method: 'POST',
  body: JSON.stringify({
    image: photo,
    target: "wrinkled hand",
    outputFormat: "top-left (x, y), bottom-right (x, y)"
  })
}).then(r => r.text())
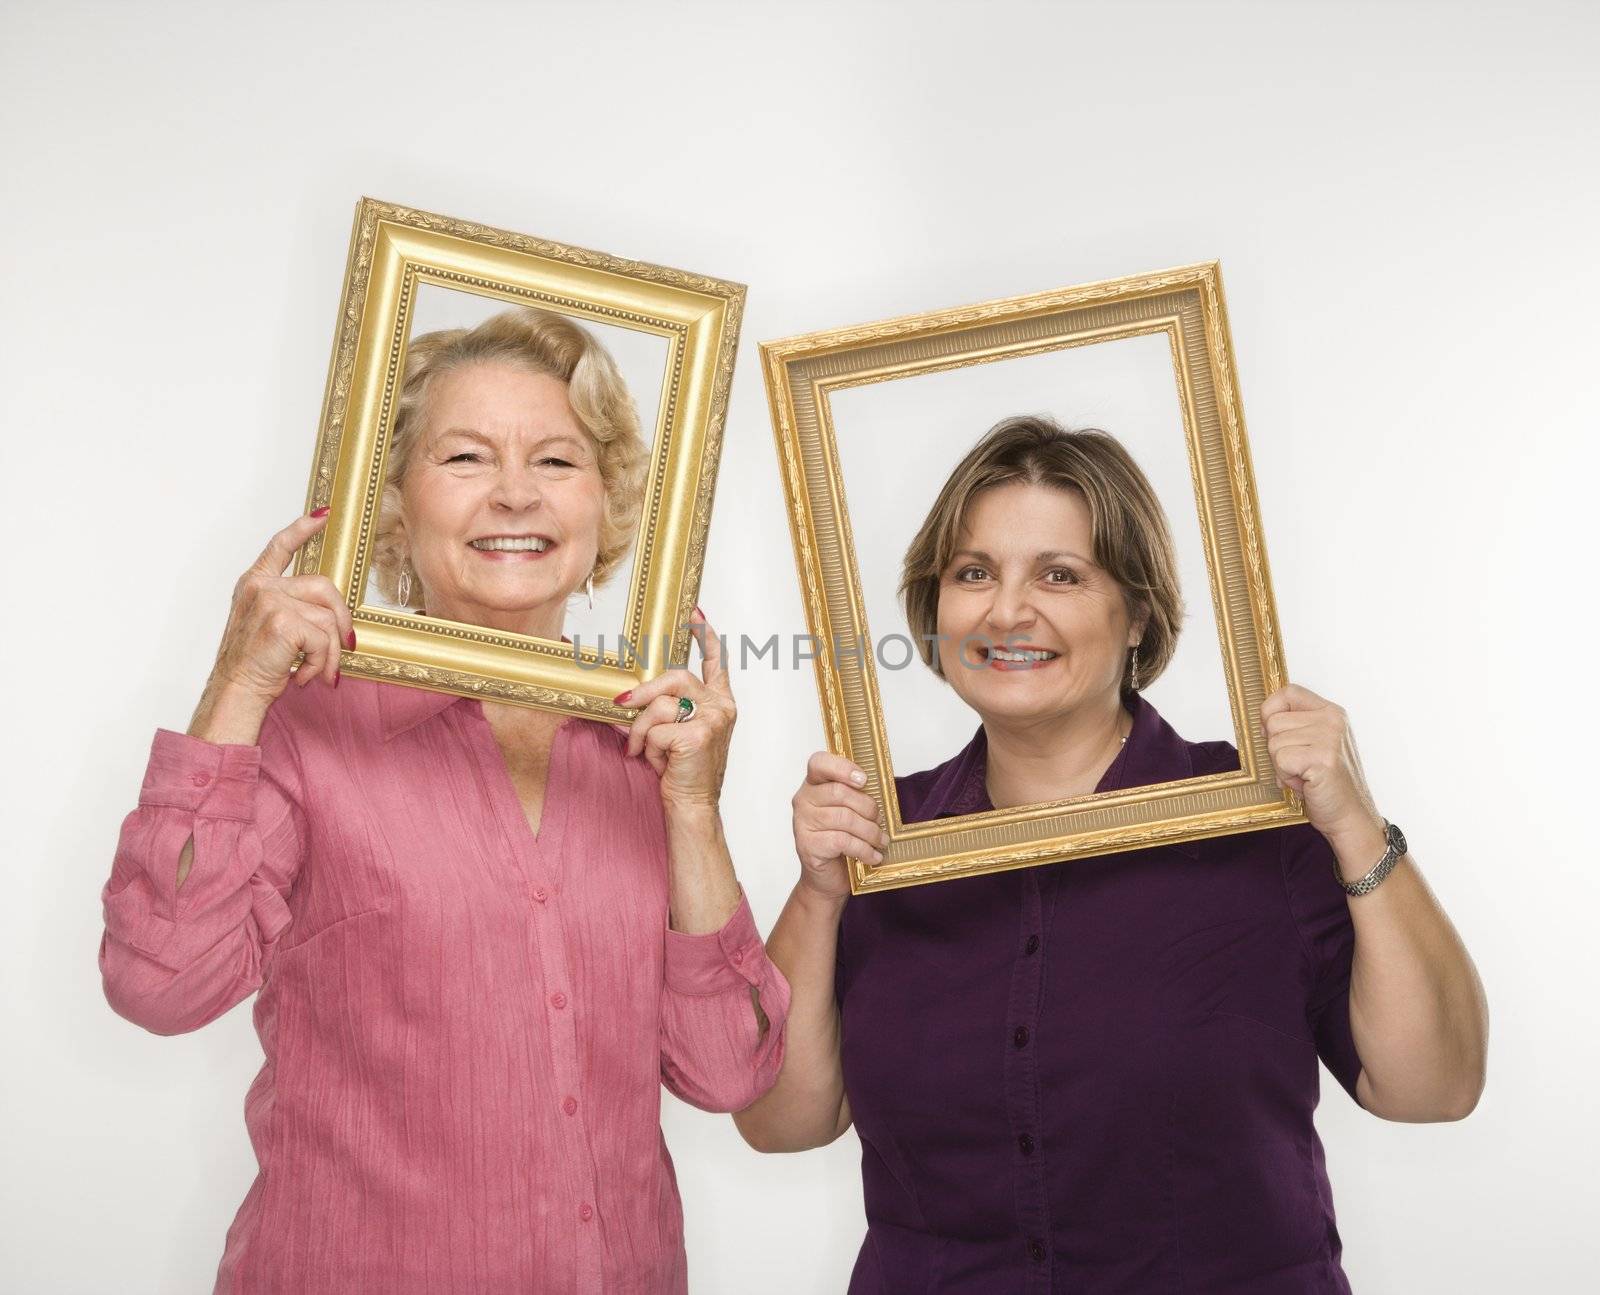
top-left (1260, 682), bottom-right (1384, 848)
top-left (617, 609), bottom-right (736, 812)
top-left (791, 752), bottom-right (887, 902)
top-left (213, 509), bottom-right (355, 703)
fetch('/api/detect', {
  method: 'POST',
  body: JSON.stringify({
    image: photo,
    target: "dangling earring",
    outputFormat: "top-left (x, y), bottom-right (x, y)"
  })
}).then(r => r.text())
top-left (1129, 644), bottom-right (1142, 691)
top-left (586, 571), bottom-right (595, 610)
top-left (397, 565), bottom-right (412, 608)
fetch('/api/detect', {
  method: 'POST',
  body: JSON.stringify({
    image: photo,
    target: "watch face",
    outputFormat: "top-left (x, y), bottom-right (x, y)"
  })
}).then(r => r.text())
top-left (1388, 823), bottom-right (1407, 854)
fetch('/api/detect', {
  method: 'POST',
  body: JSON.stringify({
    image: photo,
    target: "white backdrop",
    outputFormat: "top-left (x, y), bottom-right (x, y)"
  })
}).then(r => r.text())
top-left (4, 2), bottom-right (1596, 1291)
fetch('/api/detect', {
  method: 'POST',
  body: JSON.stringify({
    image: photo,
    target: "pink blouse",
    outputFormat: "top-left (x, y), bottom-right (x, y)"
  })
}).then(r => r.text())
top-left (99, 674), bottom-right (791, 1293)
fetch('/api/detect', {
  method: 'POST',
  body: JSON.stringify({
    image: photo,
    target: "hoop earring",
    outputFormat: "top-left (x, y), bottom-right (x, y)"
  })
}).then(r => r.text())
top-left (586, 572), bottom-right (595, 611)
top-left (397, 566), bottom-right (412, 608)
top-left (1129, 644), bottom-right (1142, 691)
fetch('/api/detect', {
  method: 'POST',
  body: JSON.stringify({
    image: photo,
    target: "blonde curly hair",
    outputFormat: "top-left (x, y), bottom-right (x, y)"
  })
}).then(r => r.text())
top-left (371, 306), bottom-right (650, 606)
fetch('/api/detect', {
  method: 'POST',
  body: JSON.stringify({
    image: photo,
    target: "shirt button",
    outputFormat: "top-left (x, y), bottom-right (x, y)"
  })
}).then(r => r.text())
top-left (730, 948), bottom-right (744, 965)
top-left (189, 771), bottom-right (211, 787)
top-left (562, 1095), bottom-right (578, 1117)
top-left (578, 1202), bottom-right (594, 1223)
top-left (1028, 1239), bottom-right (1046, 1262)
top-left (550, 992), bottom-right (567, 1010)
top-left (531, 886), bottom-right (548, 904)
top-left (1018, 1133), bottom-right (1035, 1156)
top-left (1024, 934), bottom-right (1040, 955)
top-left (1013, 1025), bottom-right (1030, 1049)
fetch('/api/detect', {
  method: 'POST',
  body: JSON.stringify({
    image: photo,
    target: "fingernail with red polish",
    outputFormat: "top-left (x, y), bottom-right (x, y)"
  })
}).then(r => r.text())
top-left (613, 690), bottom-right (632, 704)
top-left (345, 630), bottom-right (357, 649)
top-left (311, 505), bottom-right (331, 518)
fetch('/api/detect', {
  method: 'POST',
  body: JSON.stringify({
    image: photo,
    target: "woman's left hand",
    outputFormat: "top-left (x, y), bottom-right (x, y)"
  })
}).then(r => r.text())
top-left (1260, 682), bottom-right (1385, 848)
top-left (615, 607), bottom-right (736, 812)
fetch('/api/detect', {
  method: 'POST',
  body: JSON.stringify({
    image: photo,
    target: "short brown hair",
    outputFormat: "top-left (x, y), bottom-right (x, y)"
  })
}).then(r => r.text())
top-left (899, 414), bottom-right (1184, 695)
top-left (371, 306), bottom-right (649, 604)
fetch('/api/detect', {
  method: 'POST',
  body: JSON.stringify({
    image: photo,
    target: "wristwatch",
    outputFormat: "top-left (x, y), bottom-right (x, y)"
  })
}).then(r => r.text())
top-left (1337, 819), bottom-right (1407, 897)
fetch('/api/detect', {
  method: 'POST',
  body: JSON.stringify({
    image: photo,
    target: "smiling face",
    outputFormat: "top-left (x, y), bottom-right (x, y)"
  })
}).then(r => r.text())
top-left (398, 360), bottom-right (605, 638)
top-left (934, 480), bottom-right (1145, 727)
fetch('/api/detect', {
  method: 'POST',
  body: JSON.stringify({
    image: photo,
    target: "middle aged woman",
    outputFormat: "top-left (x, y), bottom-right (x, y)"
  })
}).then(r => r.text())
top-left (99, 306), bottom-right (790, 1293)
top-left (735, 415), bottom-right (1488, 1293)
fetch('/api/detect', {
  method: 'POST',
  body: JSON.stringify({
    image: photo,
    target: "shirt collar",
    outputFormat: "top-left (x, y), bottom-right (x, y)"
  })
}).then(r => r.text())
top-left (378, 680), bottom-right (472, 742)
top-left (375, 634), bottom-right (577, 742)
top-left (900, 691), bottom-right (1200, 859)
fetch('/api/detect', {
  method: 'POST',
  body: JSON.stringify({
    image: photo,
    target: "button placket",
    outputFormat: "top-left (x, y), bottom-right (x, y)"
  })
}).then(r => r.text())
top-left (464, 709), bottom-right (603, 1293)
top-left (528, 855), bottom-right (603, 1286)
top-left (1003, 871), bottom-right (1053, 1292)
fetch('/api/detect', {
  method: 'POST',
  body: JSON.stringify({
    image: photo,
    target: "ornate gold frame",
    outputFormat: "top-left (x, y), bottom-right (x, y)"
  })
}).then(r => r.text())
top-left (761, 262), bottom-right (1304, 893)
top-left (296, 197), bottom-right (744, 719)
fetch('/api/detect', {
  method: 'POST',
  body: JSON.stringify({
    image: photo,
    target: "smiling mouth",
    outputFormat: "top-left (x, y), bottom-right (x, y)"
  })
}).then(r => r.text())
top-left (468, 536), bottom-right (552, 554)
top-left (981, 645), bottom-right (1061, 670)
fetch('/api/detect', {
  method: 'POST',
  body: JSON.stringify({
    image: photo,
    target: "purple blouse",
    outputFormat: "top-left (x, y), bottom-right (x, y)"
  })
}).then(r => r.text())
top-left (835, 691), bottom-right (1364, 1293)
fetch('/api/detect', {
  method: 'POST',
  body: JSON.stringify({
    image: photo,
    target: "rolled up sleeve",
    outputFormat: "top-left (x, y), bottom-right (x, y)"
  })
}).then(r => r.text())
top-left (659, 889), bottom-right (791, 1113)
top-left (99, 713), bottom-right (306, 1036)
top-left (1281, 823), bottom-right (1366, 1108)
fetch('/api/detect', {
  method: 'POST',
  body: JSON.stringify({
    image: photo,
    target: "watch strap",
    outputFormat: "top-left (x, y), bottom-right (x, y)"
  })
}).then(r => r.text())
top-left (1337, 819), bottom-right (1406, 897)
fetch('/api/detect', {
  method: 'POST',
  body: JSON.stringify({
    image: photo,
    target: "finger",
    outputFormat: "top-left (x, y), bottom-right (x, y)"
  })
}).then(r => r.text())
top-left (799, 778), bottom-right (881, 824)
top-left (1268, 742), bottom-right (1314, 780)
top-left (643, 719), bottom-right (692, 778)
top-left (689, 606), bottom-right (732, 700)
top-left (1261, 682), bottom-right (1328, 720)
top-left (266, 594), bottom-right (334, 677)
top-left (291, 628), bottom-right (330, 688)
top-left (626, 694), bottom-right (683, 758)
top-left (1265, 732), bottom-right (1325, 766)
top-left (284, 603), bottom-right (340, 688)
top-left (814, 828), bottom-right (884, 867)
top-left (255, 509), bottom-right (331, 578)
top-left (805, 751), bottom-right (869, 789)
top-left (807, 804), bottom-right (890, 849)
top-left (1261, 708), bottom-right (1323, 737)
top-left (308, 596), bottom-right (345, 689)
top-left (641, 724), bottom-right (674, 777)
top-left (616, 667), bottom-right (705, 713)
top-left (319, 613), bottom-right (343, 687)
top-left (280, 574), bottom-right (356, 650)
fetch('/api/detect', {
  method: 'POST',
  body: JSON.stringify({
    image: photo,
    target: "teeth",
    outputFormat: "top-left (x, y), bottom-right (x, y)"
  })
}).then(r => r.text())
top-left (470, 537), bottom-right (549, 552)
top-left (991, 648), bottom-right (1058, 662)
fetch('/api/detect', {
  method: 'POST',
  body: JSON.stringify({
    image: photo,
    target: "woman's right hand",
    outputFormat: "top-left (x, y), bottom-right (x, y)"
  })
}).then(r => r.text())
top-left (201, 510), bottom-right (355, 720)
top-left (791, 753), bottom-right (889, 902)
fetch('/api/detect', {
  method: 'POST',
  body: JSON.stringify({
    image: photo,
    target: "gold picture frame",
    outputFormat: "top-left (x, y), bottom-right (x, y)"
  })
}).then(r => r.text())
top-left (761, 262), bottom-right (1304, 893)
top-left (295, 197), bottom-right (744, 720)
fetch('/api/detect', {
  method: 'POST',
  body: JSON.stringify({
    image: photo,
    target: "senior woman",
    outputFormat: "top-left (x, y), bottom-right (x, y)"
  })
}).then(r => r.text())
top-left (736, 415), bottom-right (1487, 1293)
top-left (99, 306), bottom-right (790, 1293)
